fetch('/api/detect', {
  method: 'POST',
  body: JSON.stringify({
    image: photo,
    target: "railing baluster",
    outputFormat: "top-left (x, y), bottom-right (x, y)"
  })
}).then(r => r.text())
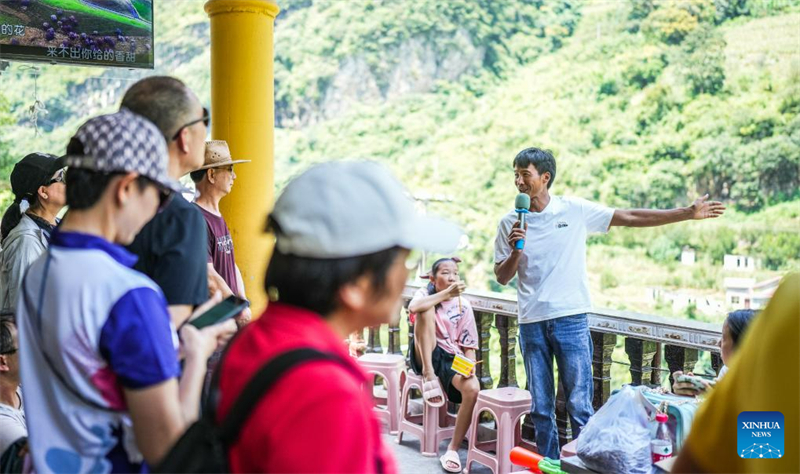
top-left (625, 337), bottom-right (658, 386)
top-left (496, 315), bottom-right (519, 388)
top-left (556, 379), bottom-right (572, 447)
top-left (522, 413), bottom-right (536, 446)
top-left (711, 352), bottom-right (723, 377)
top-left (665, 345), bottom-right (699, 387)
top-left (651, 343), bottom-right (663, 386)
top-left (367, 325), bottom-right (383, 354)
top-left (397, 283), bottom-right (723, 447)
top-left (590, 331), bottom-right (615, 411)
top-left (388, 308), bottom-right (402, 355)
top-left (476, 311), bottom-right (494, 390)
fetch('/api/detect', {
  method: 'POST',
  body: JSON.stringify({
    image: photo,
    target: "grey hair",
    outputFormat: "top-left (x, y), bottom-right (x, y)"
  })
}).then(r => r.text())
top-left (120, 76), bottom-right (198, 141)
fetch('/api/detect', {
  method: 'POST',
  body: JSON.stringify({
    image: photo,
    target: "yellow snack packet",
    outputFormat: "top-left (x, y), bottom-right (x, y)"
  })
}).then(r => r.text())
top-left (451, 353), bottom-right (477, 377)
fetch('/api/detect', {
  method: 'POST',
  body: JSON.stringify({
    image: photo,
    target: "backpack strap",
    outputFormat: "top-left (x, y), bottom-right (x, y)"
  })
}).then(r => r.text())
top-left (217, 347), bottom-right (358, 445)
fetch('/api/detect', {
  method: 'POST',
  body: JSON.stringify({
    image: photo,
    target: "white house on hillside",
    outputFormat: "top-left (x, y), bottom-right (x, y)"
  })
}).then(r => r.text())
top-left (723, 254), bottom-right (759, 272)
top-left (681, 247), bottom-right (696, 266)
top-left (723, 276), bottom-right (781, 310)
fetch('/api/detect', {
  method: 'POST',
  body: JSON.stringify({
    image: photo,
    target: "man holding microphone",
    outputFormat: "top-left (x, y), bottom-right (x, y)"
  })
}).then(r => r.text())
top-left (494, 147), bottom-right (725, 459)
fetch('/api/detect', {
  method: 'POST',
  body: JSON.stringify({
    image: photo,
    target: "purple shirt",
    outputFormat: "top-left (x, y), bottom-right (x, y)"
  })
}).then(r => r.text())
top-left (197, 205), bottom-right (240, 296)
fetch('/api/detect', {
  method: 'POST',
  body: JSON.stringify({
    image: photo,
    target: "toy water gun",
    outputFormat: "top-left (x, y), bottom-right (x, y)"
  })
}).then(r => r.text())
top-left (510, 447), bottom-right (567, 474)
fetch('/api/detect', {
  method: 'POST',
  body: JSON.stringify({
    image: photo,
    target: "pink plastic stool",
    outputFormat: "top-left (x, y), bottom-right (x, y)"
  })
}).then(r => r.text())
top-left (395, 371), bottom-right (458, 457)
top-left (465, 387), bottom-right (531, 474)
top-left (357, 353), bottom-right (405, 434)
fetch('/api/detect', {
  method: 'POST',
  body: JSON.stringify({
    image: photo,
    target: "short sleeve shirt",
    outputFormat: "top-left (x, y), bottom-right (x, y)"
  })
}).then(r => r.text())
top-left (218, 303), bottom-right (397, 474)
top-left (681, 273), bottom-right (799, 473)
top-left (410, 287), bottom-right (479, 355)
top-left (127, 194), bottom-right (207, 306)
top-left (494, 196), bottom-right (614, 324)
top-left (0, 388), bottom-right (26, 456)
top-left (18, 231), bottom-right (180, 474)
top-left (196, 206), bottom-right (239, 296)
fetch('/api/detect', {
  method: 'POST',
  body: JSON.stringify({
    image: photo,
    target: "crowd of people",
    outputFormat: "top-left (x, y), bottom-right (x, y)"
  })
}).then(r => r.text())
top-left (0, 73), bottom-right (796, 474)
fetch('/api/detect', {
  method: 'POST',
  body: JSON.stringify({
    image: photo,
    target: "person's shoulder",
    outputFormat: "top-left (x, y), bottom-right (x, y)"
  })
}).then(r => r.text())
top-left (461, 296), bottom-right (475, 309)
top-left (292, 360), bottom-right (364, 389)
top-left (498, 210), bottom-right (517, 227)
top-left (137, 196), bottom-right (205, 245)
top-left (230, 354), bottom-right (365, 411)
top-left (3, 217), bottom-right (42, 245)
top-left (558, 195), bottom-right (600, 214)
top-left (558, 195), bottom-right (587, 207)
top-left (121, 267), bottom-right (165, 294)
top-left (87, 254), bottom-right (165, 299)
top-left (156, 195), bottom-right (204, 225)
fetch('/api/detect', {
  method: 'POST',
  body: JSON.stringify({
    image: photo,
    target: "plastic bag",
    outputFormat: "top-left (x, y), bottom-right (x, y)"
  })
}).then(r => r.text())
top-left (577, 385), bottom-right (654, 474)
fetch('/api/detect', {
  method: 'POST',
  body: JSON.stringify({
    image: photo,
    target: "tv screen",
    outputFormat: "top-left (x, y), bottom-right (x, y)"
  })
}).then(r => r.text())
top-left (0, 0), bottom-right (153, 69)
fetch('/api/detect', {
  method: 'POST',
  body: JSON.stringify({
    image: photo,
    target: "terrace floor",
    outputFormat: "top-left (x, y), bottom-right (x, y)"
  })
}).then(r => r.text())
top-left (386, 433), bottom-right (493, 474)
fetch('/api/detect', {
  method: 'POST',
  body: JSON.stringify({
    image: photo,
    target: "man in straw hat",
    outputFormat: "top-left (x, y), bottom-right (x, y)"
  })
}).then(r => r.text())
top-left (191, 140), bottom-right (252, 327)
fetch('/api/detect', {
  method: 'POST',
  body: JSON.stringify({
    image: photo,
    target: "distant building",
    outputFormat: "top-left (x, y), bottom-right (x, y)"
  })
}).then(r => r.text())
top-left (681, 247), bottom-right (696, 266)
top-left (646, 287), bottom-right (723, 316)
top-left (723, 254), bottom-right (759, 272)
top-left (723, 276), bottom-right (781, 310)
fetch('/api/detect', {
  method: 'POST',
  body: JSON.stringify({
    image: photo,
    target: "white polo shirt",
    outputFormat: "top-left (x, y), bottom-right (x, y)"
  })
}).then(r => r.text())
top-left (494, 195), bottom-right (614, 324)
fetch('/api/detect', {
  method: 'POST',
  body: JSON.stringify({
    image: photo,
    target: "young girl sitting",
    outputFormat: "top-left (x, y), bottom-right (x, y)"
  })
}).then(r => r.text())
top-left (408, 257), bottom-right (480, 473)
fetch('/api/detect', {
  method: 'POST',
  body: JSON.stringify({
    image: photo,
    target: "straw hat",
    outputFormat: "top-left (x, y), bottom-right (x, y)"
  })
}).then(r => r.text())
top-left (195, 140), bottom-right (250, 171)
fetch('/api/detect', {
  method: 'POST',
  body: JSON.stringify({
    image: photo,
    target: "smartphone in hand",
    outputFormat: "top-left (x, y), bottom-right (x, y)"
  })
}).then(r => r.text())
top-left (188, 295), bottom-right (250, 329)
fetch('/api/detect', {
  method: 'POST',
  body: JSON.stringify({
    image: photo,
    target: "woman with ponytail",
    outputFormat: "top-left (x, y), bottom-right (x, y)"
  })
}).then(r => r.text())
top-left (408, 257), bottom-right (479, 473)
top-left (0, 153), bottom-right (66, 311)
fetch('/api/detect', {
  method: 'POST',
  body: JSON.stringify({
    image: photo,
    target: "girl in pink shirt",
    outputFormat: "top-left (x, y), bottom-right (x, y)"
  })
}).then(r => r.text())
top-left (408, 257), bottom-right (479, 473)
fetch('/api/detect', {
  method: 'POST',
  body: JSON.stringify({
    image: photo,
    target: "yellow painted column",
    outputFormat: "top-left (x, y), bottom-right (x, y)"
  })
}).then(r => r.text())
top-left (205, 0), bottom-right (279, 315)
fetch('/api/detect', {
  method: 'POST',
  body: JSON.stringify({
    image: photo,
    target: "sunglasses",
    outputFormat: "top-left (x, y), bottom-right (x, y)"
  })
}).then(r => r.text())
top-left (171, 107), bottom-right (210, 141)
top-left (48, 168), bottom-right (66, 185)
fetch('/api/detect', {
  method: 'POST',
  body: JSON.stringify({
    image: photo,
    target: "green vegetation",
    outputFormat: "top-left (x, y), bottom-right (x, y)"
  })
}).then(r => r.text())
top-left (1, 0), bottom-right (798, 317)
top-left (40, 0), bottom-right (152, 30)
top-left (132, 0), bottom-right (153, 23)
top-left (272, 0), bottom-right (800, 291)
top-left (274, 0), bottom-right (580, 121)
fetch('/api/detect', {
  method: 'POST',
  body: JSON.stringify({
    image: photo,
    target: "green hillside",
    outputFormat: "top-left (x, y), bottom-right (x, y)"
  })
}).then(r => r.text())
top-left (271, 0), bottom-right (800, 299)
top-left (1, 0), bottom-right (799, 320)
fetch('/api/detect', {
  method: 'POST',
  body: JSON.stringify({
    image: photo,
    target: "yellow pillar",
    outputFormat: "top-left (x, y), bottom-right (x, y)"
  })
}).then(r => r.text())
top-left (205, 0), bottom-right (279, 315)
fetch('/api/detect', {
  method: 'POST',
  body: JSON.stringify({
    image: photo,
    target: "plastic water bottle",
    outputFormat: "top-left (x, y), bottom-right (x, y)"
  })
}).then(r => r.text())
top-left (651, 413), bottom-right (673, 463)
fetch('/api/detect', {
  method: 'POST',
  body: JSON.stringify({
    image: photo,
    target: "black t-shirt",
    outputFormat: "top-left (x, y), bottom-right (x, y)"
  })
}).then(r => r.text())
top-left (127, 194), bottom-right (207, 306)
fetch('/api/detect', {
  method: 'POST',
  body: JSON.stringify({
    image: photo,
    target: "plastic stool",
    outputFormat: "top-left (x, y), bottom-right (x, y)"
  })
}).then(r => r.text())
top-left (357, 353), bottom-right (405, 434)
top-left (465, 387), bottom-right (531, 474)
top-left (395, 371), bottom-right (458, 457)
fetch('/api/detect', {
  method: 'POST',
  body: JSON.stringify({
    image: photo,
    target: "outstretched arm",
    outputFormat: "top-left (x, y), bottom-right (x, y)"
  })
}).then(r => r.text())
top-left (610, 194), bottom-right (725, 228)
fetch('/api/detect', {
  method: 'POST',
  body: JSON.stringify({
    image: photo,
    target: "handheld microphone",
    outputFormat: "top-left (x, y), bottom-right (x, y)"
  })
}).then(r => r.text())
top-left (514, 193), bottom-right (530, 250)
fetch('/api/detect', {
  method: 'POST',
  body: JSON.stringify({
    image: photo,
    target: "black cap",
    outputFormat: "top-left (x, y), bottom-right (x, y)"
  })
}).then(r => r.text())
top-left (10, 153), bottom-right (65, 200)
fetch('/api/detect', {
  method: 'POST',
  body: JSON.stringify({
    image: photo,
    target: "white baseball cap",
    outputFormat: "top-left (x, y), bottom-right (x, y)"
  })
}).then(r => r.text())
top-left (270, 161), bottom-right (462, 258)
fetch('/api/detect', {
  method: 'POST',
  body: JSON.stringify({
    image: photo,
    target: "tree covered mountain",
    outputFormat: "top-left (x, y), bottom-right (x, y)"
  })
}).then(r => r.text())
top-left (1, 0), bottom-right (798, 304)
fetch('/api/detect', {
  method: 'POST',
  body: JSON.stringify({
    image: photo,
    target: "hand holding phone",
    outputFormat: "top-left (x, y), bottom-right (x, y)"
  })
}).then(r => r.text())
top-left (188, 295), bottom-right (250, 329)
